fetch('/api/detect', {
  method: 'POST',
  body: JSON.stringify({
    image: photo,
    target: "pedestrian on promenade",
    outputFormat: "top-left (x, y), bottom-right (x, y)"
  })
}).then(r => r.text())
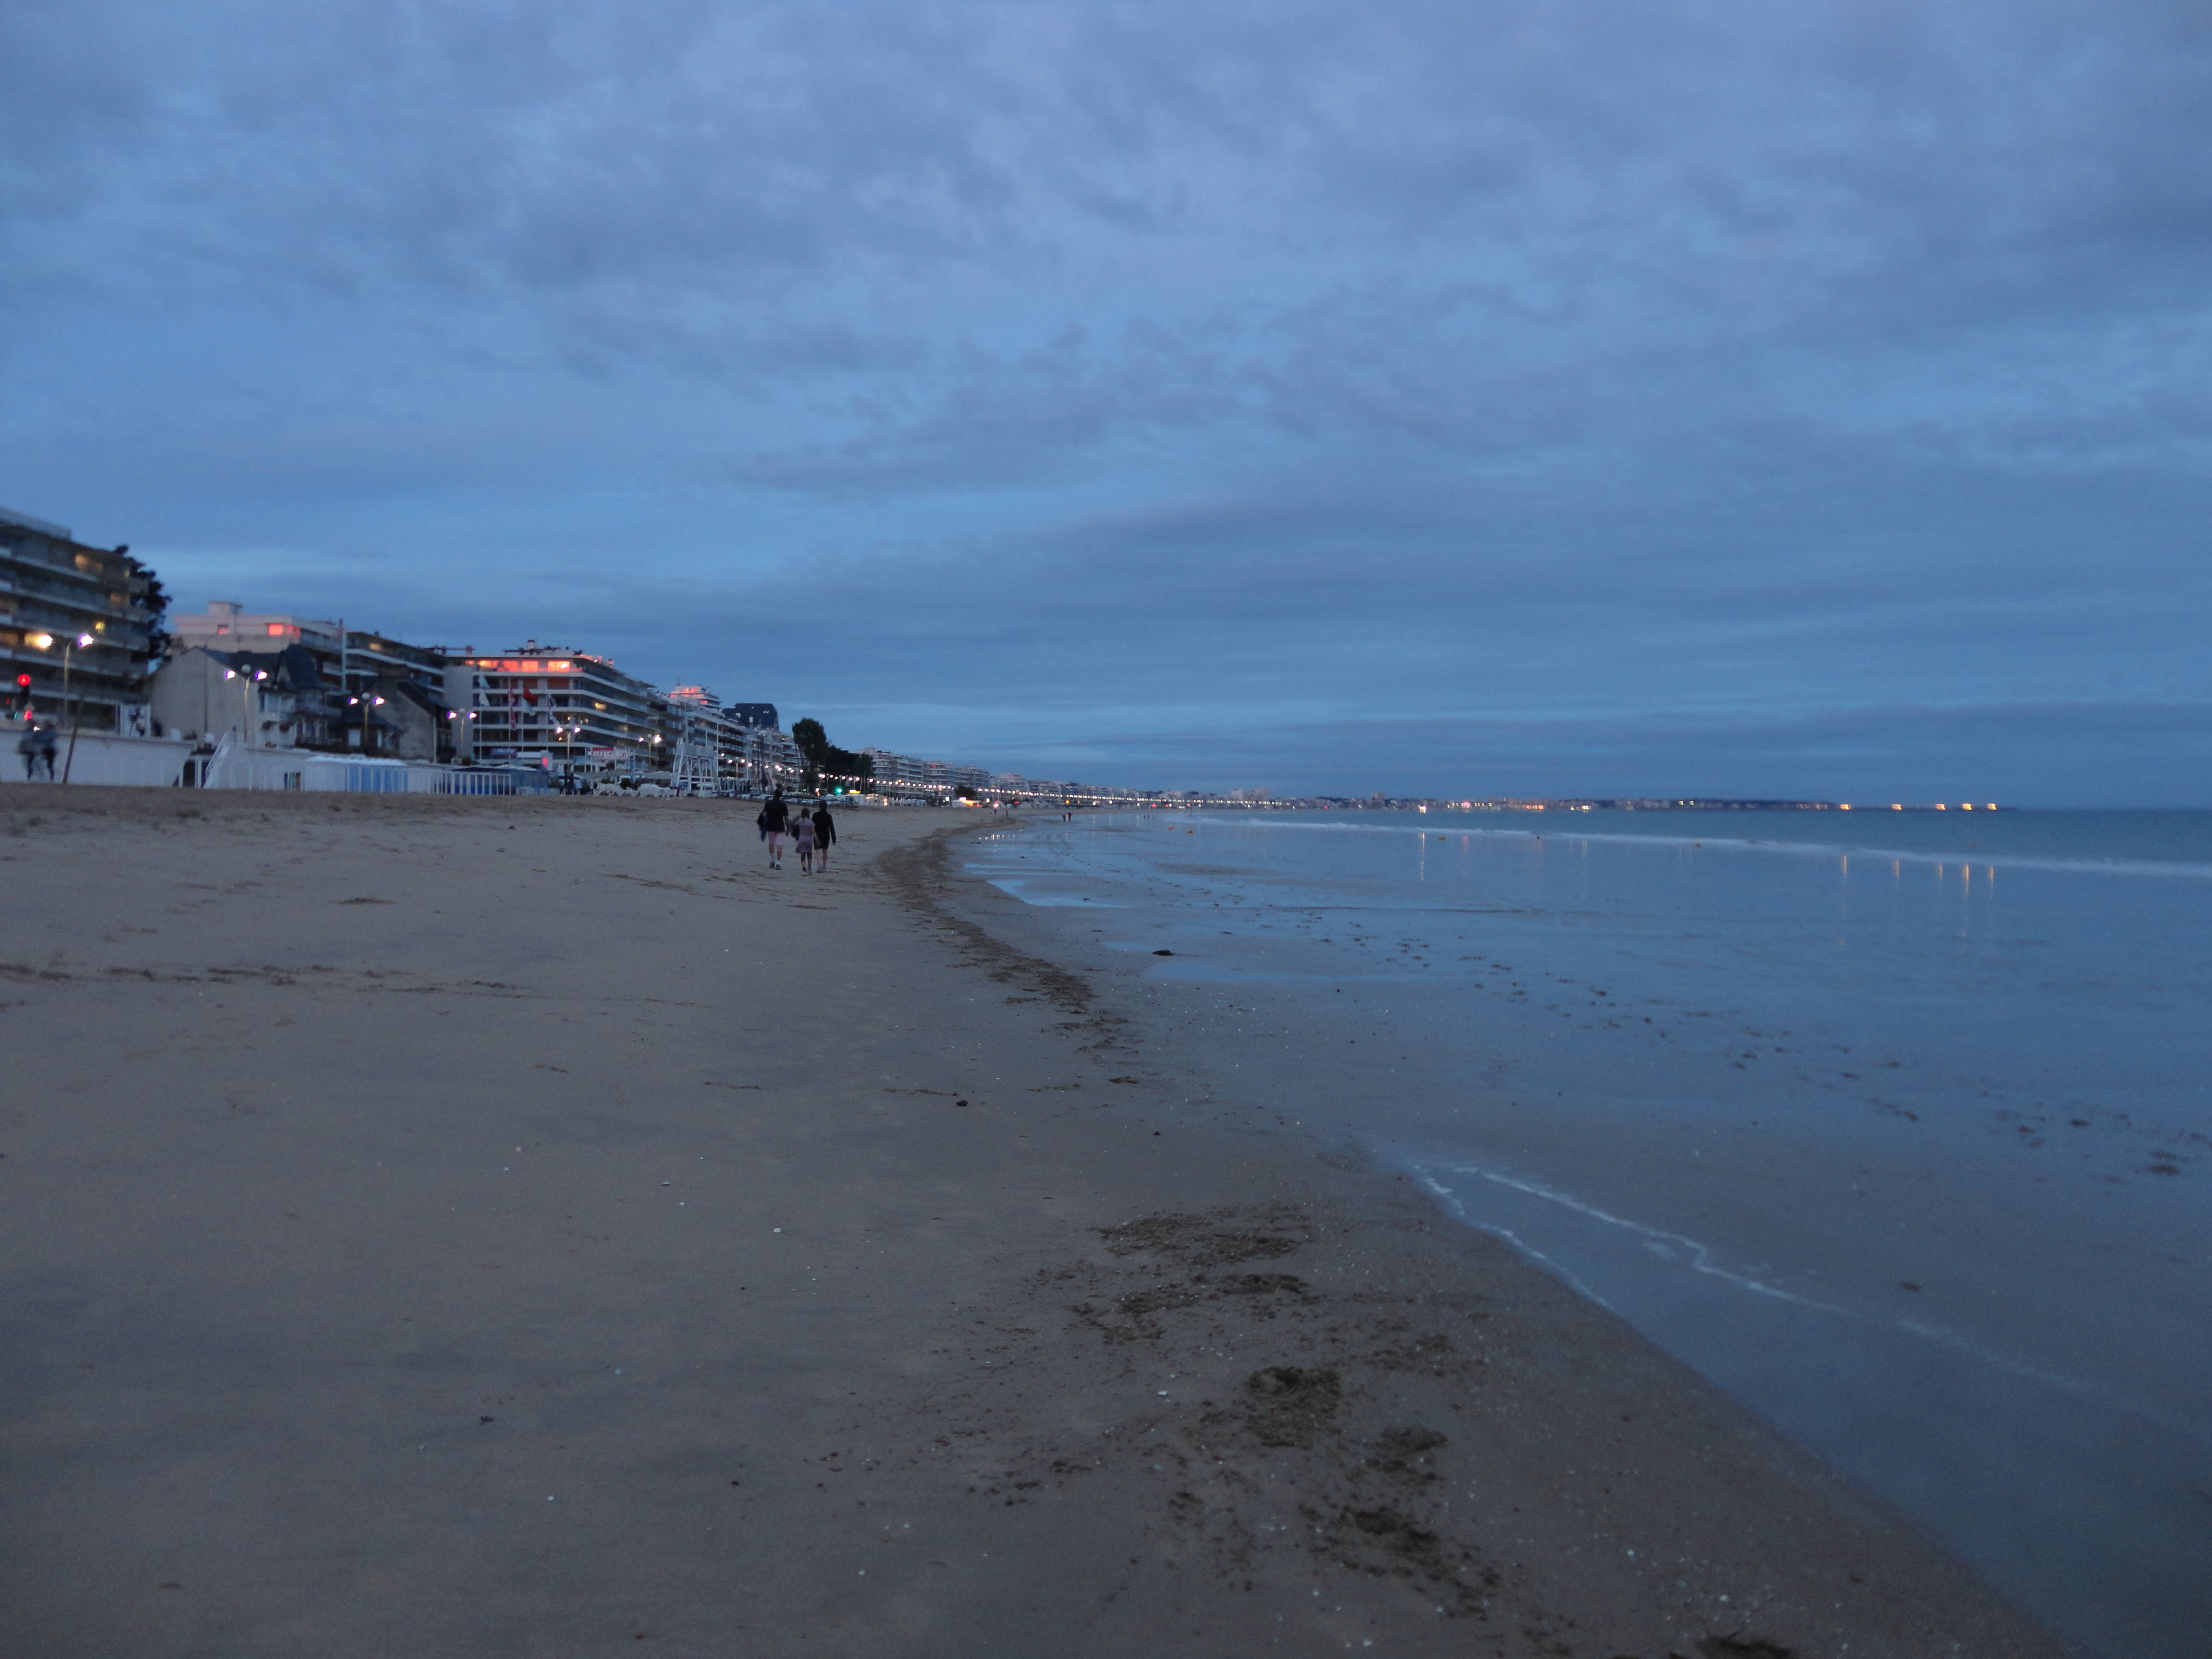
top-left (793, 809), bottom-right (817, 874)
top-left (757, 791), bottom-right (790, 868)
top-left (18, 724), bottom-right (56, 781)
top-left (811, 802), bottom-right (836, 870)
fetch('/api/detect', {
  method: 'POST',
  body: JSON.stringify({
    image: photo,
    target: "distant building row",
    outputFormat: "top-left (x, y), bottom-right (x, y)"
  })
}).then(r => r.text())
top-left (858, 749), bottom-right (1173, 805)
top-left (155, 602), bottom-right (802, 787)
top-left (6, 502), bottom-right (1194, 800)
top-left (4, 506), bottom-right (802, 790)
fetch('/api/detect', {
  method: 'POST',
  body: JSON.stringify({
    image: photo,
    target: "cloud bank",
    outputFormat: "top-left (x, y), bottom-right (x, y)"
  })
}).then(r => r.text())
top-left (4, 0), bottom-right (2208, 801)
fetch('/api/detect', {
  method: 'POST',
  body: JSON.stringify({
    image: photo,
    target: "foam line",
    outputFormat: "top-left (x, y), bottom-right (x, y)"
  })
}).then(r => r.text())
top-left (1411, 1173), bottom-right (1614, 1310)
top-left (1409, 1158), bottom-right (2199, 1435)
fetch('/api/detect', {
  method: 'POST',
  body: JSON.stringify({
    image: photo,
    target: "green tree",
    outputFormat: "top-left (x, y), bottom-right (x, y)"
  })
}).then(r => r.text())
top-left (788, 718), bottom-right (875, 792)
top-left (790, 717), bottom-right (828, 791)
top-left (131, 559), bottom-right (173, 662)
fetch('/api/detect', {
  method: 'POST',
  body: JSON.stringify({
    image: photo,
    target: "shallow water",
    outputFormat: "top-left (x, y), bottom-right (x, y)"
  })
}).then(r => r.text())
top-left (966, 809), bottom-right (2212, 1659)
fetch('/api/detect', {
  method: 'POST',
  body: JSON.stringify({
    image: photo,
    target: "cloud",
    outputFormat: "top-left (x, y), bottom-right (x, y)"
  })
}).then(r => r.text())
top-left (5, 0), bottom-right (2209, 800)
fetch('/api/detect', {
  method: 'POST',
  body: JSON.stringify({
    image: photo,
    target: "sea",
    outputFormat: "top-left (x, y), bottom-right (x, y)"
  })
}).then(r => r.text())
top-left (962, 807), bottom-right (2212, 1659)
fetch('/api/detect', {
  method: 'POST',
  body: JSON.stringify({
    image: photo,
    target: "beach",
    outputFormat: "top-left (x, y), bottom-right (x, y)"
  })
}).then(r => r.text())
top-left (0, 787), bottom-right (2065, 1658)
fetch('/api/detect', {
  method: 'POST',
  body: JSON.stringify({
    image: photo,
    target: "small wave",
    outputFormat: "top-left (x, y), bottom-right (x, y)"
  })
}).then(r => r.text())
top-left (978, 877), bottom-right (1123, 908)
top-left (1408, 1157), bottom-right (2170, 1419)
top-left (1418, 1162), bottom-right (1861, 1317)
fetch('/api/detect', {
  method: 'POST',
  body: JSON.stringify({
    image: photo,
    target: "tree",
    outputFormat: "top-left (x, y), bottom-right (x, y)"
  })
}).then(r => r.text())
top-left (790, 718), bottom-right (827, 791)
top-left (789, 718), bottom-right (875, 793)
top-left (130, 558), bottom-right (173, 663)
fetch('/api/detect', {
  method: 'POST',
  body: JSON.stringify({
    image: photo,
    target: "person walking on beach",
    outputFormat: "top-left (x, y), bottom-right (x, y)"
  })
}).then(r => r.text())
top-left (793, 809), bottom-right (817, 874)
top-left (811, 801), bottom-right (836, 871)
top-left (757, 791), bottom-right (790, 869)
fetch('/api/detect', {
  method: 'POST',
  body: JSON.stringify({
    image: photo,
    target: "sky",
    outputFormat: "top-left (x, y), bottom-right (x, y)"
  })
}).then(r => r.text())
top-left (4, 0), bottom-right (2209, 804)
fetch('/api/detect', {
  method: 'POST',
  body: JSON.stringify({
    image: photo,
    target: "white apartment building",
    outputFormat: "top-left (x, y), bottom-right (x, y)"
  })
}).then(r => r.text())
top-left (175, 601), bottom-right (343, 665)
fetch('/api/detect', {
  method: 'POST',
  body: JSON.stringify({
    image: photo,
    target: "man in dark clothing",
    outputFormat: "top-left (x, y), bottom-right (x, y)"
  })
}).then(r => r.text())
top-left (811, 803), bottom-right (836, 871)
top-left (757, 792), bottom-right (790, 869)
top-left (19, 724), bottom-right (56, 781)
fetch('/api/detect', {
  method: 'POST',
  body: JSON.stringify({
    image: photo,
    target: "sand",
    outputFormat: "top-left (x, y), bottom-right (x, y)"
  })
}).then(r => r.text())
top-left (0, 785), bottom-right (2069, 1658)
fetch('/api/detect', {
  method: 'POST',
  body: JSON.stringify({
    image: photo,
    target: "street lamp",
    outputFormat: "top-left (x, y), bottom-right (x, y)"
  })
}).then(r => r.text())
top-left (225, 665), bottom-right (271, 746)
top-left (26, 632), bottom-right (96, 783)
top-left (345, 693), bottom-right (386, 753)
top-left (26, 632), bottom-right (94, 721)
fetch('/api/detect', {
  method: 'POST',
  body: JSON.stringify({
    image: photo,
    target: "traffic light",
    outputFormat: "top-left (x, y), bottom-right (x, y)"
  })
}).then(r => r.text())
top-left (13, 674), bottom-right (28, 689)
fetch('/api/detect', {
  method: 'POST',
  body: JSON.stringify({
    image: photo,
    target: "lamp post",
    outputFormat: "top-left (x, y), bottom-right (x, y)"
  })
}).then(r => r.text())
top-left (551, 722), bottom-right (576, 790)
top-left (442, 708), bottom-right (478, 764)
top-left (25, 632), bottom-right (94, 711)
top-left (346, 693), bottom-right (387, 754)
top-left (216, 662), bottom-right (267, 786)
top-left (60, 632), bottom-right (92, 731)
top-left (29, 631), bottom-right (97, 783)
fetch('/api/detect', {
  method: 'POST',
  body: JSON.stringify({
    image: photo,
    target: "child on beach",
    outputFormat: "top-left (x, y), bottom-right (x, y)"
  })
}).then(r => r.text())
top-left (811, 803), bottom-right (836, 871)
top-left (793, 811), bottom-right (817, 874)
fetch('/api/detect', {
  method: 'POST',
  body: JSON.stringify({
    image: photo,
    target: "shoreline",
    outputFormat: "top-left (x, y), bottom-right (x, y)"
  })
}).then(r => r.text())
top-left (950, 805), bottom-right (2209, 1659)
top-left (0, 787), bottom-right (2066, 1656)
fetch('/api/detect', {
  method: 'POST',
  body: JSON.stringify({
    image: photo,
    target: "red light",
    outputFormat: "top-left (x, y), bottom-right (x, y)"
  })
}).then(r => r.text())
top-left (13, 674), bottom-right (28, 688)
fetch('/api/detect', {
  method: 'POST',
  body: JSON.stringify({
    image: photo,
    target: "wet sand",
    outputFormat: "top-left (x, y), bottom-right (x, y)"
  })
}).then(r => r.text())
top-left (0, 786), bottom-right (2068, 1657)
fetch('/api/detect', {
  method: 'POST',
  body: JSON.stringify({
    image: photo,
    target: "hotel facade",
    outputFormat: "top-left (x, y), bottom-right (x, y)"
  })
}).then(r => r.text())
top-left (460, 645), bottom-right (665, 768)
top-left (2, 506), bottom-right (163, 735)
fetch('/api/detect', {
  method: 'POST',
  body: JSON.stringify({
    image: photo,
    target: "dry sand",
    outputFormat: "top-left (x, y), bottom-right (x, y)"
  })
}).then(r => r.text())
top-left (0, 786), bottom-right (2068, 1658)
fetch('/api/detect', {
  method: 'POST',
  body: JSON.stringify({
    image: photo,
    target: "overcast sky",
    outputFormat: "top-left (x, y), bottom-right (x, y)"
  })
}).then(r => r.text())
top-left (5, 0), bottom-right (2208, 803)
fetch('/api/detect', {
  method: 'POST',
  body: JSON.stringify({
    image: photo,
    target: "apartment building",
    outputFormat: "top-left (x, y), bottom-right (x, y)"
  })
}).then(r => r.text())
top-left (459, 643), bottom-right (662, 768)
top-left (151, 608), bottom-right (469, 757)
top-left (865, 749), bottom-right (927, 790)
top-left (735, 723), bottom-right (804, 792)
top-left (175, 601), bottom-right (343, 673)
top-left (151, 643), bottom-right (341, 749)
top-left (343, 629), bottom-right (463, 761)
top-left (665, 686), bottom-right (796, 790)
top-left (1, 505), bottom-right (162, 734)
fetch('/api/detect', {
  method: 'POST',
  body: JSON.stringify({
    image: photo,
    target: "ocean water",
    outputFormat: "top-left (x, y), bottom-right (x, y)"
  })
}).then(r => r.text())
top-left (965, 809), bottom-right (2212, 1659)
